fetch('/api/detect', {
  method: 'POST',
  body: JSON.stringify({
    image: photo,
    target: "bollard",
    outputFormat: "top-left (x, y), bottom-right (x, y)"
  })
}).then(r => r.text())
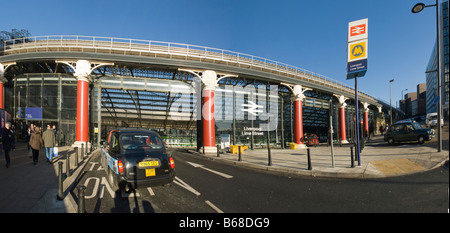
top-left (267, 144), bottom-right (272, 166)
top-left (57, 162), bottom-right (64, 200)
top-left (307, 148), bottom-right (312, 170)
top-left (74, 147), bottom-right (79, 167)
top-left (85, 142), bottom-right (88, 156)
top-left (77, 185), bottom-right (87, 213)
top-left (350, 146), bottom-right (355, 168)
top-left (81, 143), bottom-right (85, 161)
top-left (238, 145), bottom-right (242, 161)
top-left (216, 145), bottom-right (220, 157)
top-left (66, 150), bottom-right (71, 177)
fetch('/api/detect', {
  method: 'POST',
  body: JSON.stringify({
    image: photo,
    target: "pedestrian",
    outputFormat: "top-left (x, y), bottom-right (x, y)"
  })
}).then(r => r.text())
top-left (379, 125), bottom-right (384, 135)
top-left (25, 126), bottom-right (32, 151)
top-left (52, 125), bottom-right (58, 146)
top-left (42, 125), bottom-right (56, 163)
top-left (29, 126), bottom-right (44, 165)
top-left (1, 122), bottom-right (15, 168)
top-left (11, 124), bottom-right (16, 151)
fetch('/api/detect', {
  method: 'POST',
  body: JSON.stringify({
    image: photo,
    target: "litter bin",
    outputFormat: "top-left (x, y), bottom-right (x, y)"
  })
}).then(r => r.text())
top-left (230, 145), bottom-right (249, 154)
top-left (230, 145), bottom-right (239, 154)
top-left (290, 143), bottom-right (298, 150)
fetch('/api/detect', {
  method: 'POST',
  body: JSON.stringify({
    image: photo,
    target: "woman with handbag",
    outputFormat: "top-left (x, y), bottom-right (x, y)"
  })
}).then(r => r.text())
top-left (29, 126), bottom-right (44, 165)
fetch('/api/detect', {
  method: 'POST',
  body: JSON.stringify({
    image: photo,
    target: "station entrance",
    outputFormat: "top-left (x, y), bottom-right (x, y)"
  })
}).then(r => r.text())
top-left (91, 70), bottom-right (198, 148)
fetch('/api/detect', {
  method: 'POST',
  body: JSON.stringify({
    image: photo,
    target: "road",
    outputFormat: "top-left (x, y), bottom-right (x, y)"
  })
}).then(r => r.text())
top-left (71, 148), bottom-right (448, 213)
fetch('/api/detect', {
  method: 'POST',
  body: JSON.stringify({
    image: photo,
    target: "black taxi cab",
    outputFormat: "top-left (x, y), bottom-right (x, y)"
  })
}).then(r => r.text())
top-left (101, 129), bottom-right (175, 191)
top-left (384, 120), bottom-right (435, 145)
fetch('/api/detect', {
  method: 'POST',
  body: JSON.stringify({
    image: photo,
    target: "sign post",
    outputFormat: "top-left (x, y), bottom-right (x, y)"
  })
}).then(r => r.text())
top-left (347, 18), bottom-right (368, 166)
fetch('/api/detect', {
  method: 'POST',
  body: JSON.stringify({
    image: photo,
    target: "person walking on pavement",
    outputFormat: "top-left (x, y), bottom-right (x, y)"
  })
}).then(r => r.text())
top-left (42, 125), bottom-right (56, 164)
top-left (29, 126), bottom-right (44, 165)
top-left (25, 126), bottom-right (32, 150)
top-left (1, 122), bottom-right (15, 168)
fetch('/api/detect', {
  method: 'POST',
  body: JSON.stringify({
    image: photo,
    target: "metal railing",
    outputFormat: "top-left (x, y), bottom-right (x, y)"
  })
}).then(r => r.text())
top-left (2, 35), bottom-right (394, 108)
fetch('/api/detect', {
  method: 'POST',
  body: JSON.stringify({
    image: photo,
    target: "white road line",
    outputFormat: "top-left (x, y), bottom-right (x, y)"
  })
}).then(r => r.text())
top-left (186, 161), bottom-right (233, 179)
top-left (88, 162), bottom-right (98, 171)
top-left (147, 187), bottom-right (155, 196)
top-left (173, 177), bottom-right (201, 196)
top-left (200, 166), bottom-right (234, 179)
top-left (205, 200), bottom-right (224, 213)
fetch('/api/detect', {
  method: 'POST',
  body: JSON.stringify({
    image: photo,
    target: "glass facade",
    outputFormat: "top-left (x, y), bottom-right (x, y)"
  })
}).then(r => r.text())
top-left (9, 68), bottom-right (381, 149)
top-left (426, 0), bottom-right (449, 120)
top-left (13, 73), bottom-right (78, 146)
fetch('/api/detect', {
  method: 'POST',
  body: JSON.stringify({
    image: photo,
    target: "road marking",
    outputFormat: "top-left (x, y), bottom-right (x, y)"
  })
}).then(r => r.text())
top-left (100, 177), bottom-right (116, 198)
top-left (84, 177), bottom-right (100, 199)
top-left (173, 177), bottom-right (201, 196)
top-left (205, 200), bottom-right (224, 213)
top-left (88, 162), bottom-right (98, 171)
top-left (147, 187), bottom-right (155, 196)
top-left (186, 161), bottom-right (233, 179)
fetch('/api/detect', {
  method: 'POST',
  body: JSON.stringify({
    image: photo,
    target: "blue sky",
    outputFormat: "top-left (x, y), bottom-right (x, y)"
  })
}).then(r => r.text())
top-left (2, 0), bottom-right (438, 107)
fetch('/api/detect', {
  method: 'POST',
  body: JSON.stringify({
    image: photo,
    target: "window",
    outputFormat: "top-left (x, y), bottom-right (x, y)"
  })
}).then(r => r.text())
top-left (120, 133), bottom-right (164, 150)
top-left (110, 132), bottom-right (120, 150)
top-left (391, 124), bottom-right (404, 132)
top-left (412, 122), bottom-right (422, 129)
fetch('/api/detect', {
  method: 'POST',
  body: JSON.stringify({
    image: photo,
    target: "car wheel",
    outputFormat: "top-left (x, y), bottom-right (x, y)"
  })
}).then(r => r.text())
top-left (418, 135), bottom-right (425, 144)
top-left (387, 137), bottom-right (394, 145)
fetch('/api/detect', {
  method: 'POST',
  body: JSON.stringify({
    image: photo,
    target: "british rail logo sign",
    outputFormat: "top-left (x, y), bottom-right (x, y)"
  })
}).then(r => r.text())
top-left (350, 24), bottom-right (366, 37)
top-left (348, 18), bottom-right (368, 43)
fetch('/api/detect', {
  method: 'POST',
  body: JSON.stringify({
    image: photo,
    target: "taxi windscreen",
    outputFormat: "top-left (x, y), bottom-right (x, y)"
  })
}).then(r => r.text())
top-left (120, 133), bottom-right (164, 150)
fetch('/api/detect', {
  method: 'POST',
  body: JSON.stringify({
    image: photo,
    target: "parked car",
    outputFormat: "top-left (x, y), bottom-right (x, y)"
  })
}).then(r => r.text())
top-left (384, 120), bottom-right (435, 145)
top-left (101, 129), bottom-right (175, 191)
top-left (426, 112), bottom-right (444, 128)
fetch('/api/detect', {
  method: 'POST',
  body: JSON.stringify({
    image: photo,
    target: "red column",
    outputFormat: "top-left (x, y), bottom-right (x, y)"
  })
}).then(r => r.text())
top-left (0, 82), bottom-right (4, 109)
top-left (76, 78), bottom-right (89, 142)
top-left (363, 111), bottom-right (369, 137)
top-left (293, 100), bottom-right (304, 145)
top-left (339, 107), bottom-right (348, 143)
top-left (202, 89), bottom-right (215, 148)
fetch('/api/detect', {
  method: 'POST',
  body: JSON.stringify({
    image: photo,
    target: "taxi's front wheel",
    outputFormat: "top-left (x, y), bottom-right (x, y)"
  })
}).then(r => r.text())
top-left (418, 135), bottom-right (425, 144)
top-left (387, 137), bottom-right (394, 145)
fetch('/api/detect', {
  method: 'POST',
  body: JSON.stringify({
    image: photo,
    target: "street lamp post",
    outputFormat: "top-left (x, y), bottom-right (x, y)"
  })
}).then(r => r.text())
top-left (412, 0), bottom-right (443, 152)
top-left (401, 88), bottom-right (408, 115)
top-left (390, 79), bottom-right (394, 125)
top-left (401, 89), bottom-right (408, 100)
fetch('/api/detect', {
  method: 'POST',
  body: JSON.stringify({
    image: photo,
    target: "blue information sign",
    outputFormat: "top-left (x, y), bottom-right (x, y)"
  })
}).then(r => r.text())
top-left (346, 59), bottom-right (367, 79)
top-left (25, 107), bottom-right (42, 120)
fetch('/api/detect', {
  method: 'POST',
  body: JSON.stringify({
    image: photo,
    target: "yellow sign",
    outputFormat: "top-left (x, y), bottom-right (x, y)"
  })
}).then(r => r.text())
top-left (348, 39), bottom-right (367, 62)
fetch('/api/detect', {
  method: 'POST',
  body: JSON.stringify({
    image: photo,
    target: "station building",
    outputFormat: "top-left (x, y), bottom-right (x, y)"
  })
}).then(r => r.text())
top-left (0, 35), bottom-right (402, 152)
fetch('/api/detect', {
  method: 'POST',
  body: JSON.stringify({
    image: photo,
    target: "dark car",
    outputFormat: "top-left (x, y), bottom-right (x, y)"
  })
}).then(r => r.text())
top-left (384, 120), bottom-right (435, 145)
top-left (101, 129), bottom-right (175, 191)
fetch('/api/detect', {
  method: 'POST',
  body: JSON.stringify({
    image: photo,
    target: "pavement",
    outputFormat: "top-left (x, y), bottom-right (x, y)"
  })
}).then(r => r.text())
top-left (0, 132), bottom-right (448, 213)
top-left (189, 134), bottom-right (449, 179)
top-left (0, 142), bottom-right (96, 213)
